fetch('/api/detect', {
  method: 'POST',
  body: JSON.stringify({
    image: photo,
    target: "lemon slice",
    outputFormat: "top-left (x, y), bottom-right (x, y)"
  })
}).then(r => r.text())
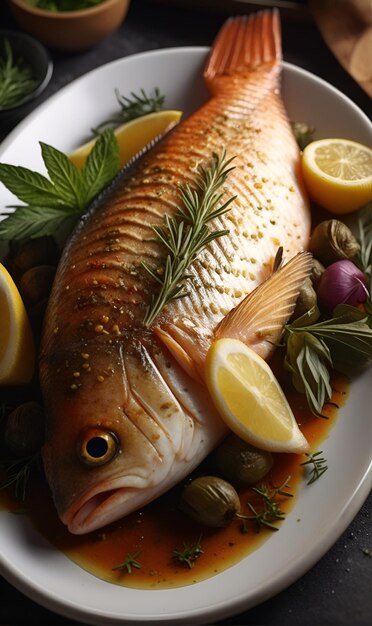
top-left (301, 138), bottom-right (372, 214)
top-left (205, 339), bottom-right (309, 454)
top-left (0, 263), bottom-right (35, 385)
top-left (69, 110), bottom-right (183, 169)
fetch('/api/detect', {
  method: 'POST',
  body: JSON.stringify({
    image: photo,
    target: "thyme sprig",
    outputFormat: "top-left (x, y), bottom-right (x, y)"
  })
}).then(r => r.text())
top-left (112, 550), bottom-right (142, 574)
top-left (92, 87), bottom-right (165, 135)
top-left (301, 451), bottom-right (328, 484)
top-left (173, 535), bottom-right (204, 568)
top-left (142, 150), bottom-right (236, 327)
top-left (245, 476), bottom-right (293, 532)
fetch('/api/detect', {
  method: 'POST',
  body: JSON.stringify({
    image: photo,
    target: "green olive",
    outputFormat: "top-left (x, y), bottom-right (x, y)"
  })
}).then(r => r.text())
top-left (179, 475), bottom-right (240, 527)
top-left (216, 434), bottom-right (273, 485)
top-left (309, 220), bottom-right (359, 266)
top-left (310, 258), bottom-right (325, 288)
top-left (291, 277), bottom-right (319, 321)
top-left (19, 264), bottom-right (56, 306)
top-left (6, 236), bottom-right (59, 280)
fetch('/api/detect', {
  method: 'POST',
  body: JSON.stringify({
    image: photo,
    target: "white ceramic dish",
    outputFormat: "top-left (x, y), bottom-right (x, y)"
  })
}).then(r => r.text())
top-left (0, 47), bottom-right (371, 626)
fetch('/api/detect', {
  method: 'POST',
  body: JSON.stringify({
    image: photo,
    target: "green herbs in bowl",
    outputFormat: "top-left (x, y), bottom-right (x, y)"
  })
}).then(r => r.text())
top-left (0, 39), bottom-right (37, 110)
top-left (26, 0), bottom-right (106, 10)
top-left (0, 30), bottom-right (52, 126)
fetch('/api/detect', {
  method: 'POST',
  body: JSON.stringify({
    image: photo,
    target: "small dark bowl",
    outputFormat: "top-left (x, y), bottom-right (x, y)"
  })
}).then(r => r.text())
top-left (0, 29), bottom-right (53, 131)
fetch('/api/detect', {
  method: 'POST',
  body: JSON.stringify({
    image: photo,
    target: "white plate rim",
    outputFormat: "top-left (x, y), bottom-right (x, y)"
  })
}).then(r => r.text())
top-left (0, 46), bottom-right (371, 626)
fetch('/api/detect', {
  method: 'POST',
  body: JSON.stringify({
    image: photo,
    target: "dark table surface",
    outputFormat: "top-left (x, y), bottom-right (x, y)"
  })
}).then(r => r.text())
top-left (0, 1), bottom-right (371, 625)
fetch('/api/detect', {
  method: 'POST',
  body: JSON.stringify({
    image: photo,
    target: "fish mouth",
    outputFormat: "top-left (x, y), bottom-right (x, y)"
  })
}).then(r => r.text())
top-left (62, 476), bottom-right (170, 535)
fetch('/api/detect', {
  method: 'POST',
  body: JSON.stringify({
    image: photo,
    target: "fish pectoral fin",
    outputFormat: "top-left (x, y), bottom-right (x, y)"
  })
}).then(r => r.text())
top-left (215, 252), bottom-right (313, 358)
top-left (204, 10), bottom-right (281, 93)
top-left (154, 326), bottom-right (205, 384)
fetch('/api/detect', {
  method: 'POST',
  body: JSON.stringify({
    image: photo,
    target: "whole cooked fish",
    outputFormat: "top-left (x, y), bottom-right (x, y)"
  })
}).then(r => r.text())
top-left (40, 10), bottom-right (311, 535)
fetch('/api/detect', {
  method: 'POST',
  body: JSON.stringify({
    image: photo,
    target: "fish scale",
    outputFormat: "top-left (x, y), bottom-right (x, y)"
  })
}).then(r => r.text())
top-left (40, 10), bottom-right (312, 534)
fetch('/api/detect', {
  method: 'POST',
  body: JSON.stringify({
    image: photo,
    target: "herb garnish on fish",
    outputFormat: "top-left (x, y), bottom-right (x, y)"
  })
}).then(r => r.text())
top-left (142, 150), bottom-right (236, 326)
top-left (0, 129), bottom-right (119, 240)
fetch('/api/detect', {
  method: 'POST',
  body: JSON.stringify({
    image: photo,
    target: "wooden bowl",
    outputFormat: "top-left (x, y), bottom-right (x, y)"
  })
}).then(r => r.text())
top-left (7, 0), bottom-right (131, 52)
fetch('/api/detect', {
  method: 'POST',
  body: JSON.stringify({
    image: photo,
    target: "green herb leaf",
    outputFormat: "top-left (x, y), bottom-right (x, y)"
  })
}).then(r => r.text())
top-left (0, 206), bottom-right (77, 240)
top-left (284, 331), bottom-right (332, 416)
top-left (284, 304), bottom-right (372, 414)
top-left (41, 142), bottom-right (85, 210)
top-left (82, 128), bottom-right (120, 204)
top-left (0, 163), bottom-right (61, 207)
top-left (0, 131), bottom-right (120, 240)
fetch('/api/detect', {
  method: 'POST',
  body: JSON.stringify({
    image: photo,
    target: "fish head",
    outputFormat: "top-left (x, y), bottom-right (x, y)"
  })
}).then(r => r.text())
top-left (40, 337), bottom-right (197, 535)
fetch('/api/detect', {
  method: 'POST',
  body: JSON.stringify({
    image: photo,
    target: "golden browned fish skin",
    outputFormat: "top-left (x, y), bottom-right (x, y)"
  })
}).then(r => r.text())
top-left (40, 10), bottom-right (311, 534)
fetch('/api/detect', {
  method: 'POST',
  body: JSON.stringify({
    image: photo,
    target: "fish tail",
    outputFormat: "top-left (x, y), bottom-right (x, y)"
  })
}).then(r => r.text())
top-left (204, 10), bottom-right (281, 93)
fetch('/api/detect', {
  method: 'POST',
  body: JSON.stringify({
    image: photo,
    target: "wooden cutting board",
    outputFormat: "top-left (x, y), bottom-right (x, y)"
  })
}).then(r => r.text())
top-left (310, 0), bottom-right (372, 98)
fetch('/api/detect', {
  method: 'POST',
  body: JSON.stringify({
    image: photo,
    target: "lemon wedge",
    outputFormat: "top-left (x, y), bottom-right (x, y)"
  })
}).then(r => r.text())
top-left (69, 110), bottom-right (183, 169)
top-left (301, 138), bottom-right (372, 214)
top-left (205, 339), bottom-right (309, 454)
top-left (0, 263), bottom-right (35, 385)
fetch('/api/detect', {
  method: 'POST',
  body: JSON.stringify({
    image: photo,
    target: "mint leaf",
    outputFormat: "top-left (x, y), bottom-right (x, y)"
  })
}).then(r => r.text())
top-left (41, 142), bottom-right (85, 210)
top-left (0, 206), bottom-right (77, 240)
top-left (82, 128), bottom-right (120, 205)
top-left (0, 163), bottom-right (61, 207)
top-left (0, 130), bottom-right (120, 240)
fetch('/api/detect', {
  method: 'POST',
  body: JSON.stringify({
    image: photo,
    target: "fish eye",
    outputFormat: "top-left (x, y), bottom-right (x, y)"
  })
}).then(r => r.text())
top-left (78, 428), bottom-right (119, 466)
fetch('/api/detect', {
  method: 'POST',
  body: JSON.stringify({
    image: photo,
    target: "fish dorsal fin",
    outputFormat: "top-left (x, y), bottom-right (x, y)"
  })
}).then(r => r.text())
top-left (204, 10), bottom-right (281, 93)
top-left (215, 252), bottom-right (313, 359)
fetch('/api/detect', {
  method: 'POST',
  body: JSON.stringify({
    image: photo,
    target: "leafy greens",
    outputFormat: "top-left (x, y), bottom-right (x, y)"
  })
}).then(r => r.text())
top-left (0, 128), bottom-right (119, 240)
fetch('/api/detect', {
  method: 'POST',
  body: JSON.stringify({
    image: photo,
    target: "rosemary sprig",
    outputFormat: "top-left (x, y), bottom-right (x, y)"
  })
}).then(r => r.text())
top-left (301, 451), bottom-right (328, 484)
top-left (0, 39), bottom-right (37, 109)
top-left (173, 535), bottom-right (204, 568)
top-left (142, 150), bottom-right (236, 327)
top-left (112, 550), bottom-right (142, 574)
top-left (245, 476), bottom-right (293, 532)
top-left (92, 87), bottom-right (165, 135)
top-left (0, 453), bottom-right (40, 500)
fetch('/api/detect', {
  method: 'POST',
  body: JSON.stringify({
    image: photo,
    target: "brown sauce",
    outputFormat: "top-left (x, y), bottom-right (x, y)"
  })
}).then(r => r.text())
top-left (0, 369), bottom-right (348, 589)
